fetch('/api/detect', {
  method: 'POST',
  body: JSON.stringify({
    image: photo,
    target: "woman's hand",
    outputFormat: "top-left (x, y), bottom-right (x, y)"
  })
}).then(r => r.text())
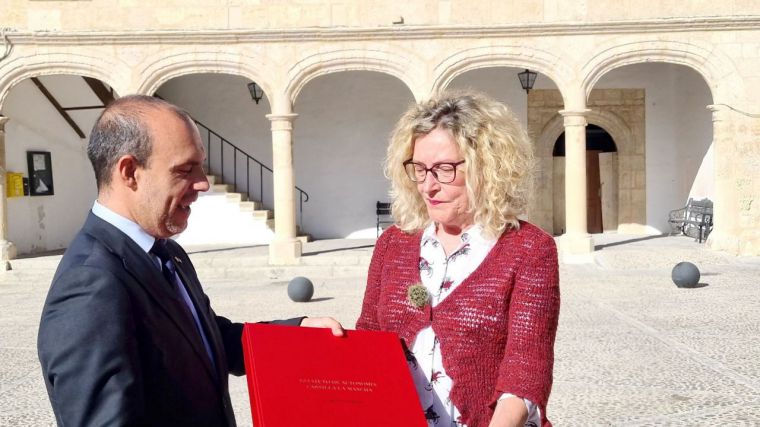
top-left (300, 317), bottom-right (345, 337)
top-left (488, 396), bottom-right (528, 427)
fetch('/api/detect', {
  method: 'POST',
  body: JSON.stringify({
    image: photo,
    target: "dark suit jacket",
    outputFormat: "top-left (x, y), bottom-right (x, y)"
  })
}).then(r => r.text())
top-left (38, 212), bottom-right (300, 426)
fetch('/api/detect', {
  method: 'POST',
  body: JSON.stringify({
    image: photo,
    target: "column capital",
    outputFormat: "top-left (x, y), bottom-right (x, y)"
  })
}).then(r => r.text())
top-left (559, 109), bottom-right (591, 127)
top-left (0, 116), bottom-right (8, 129)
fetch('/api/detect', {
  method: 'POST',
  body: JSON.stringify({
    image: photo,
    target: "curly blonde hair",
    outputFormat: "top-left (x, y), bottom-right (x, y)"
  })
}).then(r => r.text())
top-left (385, 90), bottom-right (535, 238)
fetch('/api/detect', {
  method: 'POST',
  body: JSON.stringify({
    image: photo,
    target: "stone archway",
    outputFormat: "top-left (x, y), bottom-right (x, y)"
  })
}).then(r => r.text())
top-left (430, 44), bottom-right (574, 101)
top-left (285, 48), bottom-right (422, 104)
top-left (579, 39), bottom-right (740, 102)
top-left (530, 89), bottom-right (644, 235)
top-left (0, 52), bottom-right (125, 110)
top-left (135, 51), bottom-right (278, 102)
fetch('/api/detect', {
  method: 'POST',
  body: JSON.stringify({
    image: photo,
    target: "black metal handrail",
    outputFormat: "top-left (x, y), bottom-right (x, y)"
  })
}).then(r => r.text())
top-left (193, 119), bottom-right (309, 229)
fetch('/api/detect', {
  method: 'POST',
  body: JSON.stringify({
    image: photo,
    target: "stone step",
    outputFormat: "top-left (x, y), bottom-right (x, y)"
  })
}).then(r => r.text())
top-left (239, 201), bottom-right (265, 212)
top-left (195, 264), bottom-right (369, 281)
top-left (1, 264), bottom-right (370, 283)
top-left (225, 193), bottom-right (249, 203)
top-left (190, 173), bottom-right (311, 247)
top-left (252, 210), bottom-right (274, 220)
top-left (3, 239), bottom-right (378, 283)
top-left (212, 183), bottom-right (234, 193)
top-left (1, 252), bottom-right (372, 283)
top-left (189, 250), bottom-right (371, 280)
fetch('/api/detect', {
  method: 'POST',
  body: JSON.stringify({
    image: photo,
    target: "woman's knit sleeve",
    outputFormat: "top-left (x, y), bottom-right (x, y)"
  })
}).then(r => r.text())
top-left (494, 232), bottom-right (560, 412)
top-left (356, 227), bottom-right (394, 331)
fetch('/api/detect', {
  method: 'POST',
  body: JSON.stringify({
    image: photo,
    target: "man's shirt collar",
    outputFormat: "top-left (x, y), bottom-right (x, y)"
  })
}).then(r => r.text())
top-left (91, 200), bottom-right (156, 254)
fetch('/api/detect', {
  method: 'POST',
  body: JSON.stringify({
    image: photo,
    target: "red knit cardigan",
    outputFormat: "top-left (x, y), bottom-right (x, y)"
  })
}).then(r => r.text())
top-left (356, 222), bottom-right (560, 427)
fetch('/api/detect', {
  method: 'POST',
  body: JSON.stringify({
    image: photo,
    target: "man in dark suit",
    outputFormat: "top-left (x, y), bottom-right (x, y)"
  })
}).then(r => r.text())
top-left (38, 95), bottom-right (343, 426)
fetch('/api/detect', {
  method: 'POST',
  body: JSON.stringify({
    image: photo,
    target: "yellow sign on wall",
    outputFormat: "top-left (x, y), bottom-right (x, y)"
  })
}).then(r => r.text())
top-left (6, 172), bottom-right (25, 198)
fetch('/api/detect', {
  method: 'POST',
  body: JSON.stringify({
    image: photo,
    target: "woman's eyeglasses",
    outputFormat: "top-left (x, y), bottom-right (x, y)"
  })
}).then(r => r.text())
top-left (403, 159), bottom-right (465, 184)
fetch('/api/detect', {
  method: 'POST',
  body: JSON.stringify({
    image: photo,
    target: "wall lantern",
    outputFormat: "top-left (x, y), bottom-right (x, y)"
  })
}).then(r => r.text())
top-left (517, 69), bottom-right (537, 94)
top-left (247, 82), bottom-right (264, 104)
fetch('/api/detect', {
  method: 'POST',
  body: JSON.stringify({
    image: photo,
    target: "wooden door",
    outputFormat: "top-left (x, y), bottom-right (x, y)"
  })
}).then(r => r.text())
top-left (586, 150), bottom-right (603, 233)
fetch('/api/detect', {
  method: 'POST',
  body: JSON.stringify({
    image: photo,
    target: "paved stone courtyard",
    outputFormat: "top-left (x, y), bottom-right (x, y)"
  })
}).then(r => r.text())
top-left (1, 234), bottom-right (759, 426)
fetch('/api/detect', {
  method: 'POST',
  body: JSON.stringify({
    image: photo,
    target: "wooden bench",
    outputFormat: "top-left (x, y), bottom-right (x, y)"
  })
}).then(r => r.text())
top-left (376, 201), bottom-right (393, 237)
top-left (668, 198), bottom-right (713, 243)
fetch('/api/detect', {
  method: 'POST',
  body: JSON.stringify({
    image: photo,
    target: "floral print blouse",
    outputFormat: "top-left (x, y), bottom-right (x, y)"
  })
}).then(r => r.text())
top-left (408, 223), bottom-right (541, 427)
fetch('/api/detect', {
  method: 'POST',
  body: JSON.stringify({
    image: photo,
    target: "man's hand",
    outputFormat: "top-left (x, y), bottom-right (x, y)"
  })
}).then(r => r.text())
top-left (300, 317), bottom-right (345, 337)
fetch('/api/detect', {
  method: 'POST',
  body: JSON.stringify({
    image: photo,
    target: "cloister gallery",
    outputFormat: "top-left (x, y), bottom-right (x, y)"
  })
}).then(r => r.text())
top-left (1, 2), bottom-right (759, 264)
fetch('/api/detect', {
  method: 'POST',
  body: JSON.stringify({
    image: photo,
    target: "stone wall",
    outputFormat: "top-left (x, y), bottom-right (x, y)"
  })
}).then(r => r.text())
top-left (5, 0), bottom-right (760, 31)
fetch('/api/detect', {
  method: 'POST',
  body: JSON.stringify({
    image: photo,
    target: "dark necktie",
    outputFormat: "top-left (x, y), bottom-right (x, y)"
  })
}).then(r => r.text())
top-left (150, 239), bottom-right (177, 288)
top-left (150, 239), bottom-right (217, 370)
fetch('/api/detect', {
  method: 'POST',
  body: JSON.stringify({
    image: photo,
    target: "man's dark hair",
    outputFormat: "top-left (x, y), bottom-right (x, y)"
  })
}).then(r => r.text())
top-left (87, 95), bottom-right (192, 190)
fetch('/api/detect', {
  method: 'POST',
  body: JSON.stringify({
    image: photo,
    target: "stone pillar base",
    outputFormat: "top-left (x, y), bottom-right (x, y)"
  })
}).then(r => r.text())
top-left (1, 240), bottom-right (16, 261)
top-left (268, 238), bottom-right (303, 266)
top-left (1, 241), bottom-right (16, 271)
top-left (558, 233), bottom-right (595, 263)
top-left (707, 230), bottom-right (741, 255)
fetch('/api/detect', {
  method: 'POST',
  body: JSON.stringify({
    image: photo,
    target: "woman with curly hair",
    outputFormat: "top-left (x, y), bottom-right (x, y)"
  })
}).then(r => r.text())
top-left (357, 90), bottom-right (560, 427)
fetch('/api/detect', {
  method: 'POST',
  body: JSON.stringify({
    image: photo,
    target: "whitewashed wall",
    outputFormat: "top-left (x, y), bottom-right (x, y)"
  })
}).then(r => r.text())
top-left (293, 71), bottom-right (414, 239)
top-left (3, 77), bottom-right (98, 254)
top-left (9, 0), bottom-right (758, 32)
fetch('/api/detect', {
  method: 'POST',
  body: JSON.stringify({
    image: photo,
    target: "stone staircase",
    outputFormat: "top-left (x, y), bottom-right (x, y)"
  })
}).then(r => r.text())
top-left (174, 174), bottom-right (310, 247)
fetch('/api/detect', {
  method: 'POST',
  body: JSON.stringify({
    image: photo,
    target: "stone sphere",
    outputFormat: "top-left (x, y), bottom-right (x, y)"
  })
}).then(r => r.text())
top-left (287, 276), bottom-right (314, 302)
top-left (671, 262), bottom-right (700, 288)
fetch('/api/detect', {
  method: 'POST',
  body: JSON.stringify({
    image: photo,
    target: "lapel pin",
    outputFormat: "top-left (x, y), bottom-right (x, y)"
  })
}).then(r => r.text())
top-left (174, 256), bottom-right (182, 264)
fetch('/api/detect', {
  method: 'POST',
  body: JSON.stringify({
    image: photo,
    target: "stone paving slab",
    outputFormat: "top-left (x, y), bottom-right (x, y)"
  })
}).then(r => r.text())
top-left (1, 234), bottom-right (759, 426)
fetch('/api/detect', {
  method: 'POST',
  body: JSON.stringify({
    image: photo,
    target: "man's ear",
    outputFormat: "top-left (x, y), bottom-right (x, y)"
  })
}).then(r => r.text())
top-left (115, 155), bottom-right (140, 190)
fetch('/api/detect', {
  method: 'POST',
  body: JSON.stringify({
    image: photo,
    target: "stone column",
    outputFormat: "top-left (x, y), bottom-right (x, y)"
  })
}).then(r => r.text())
top-left (559, 109), bottom-right (594, 257)
top-left (706, 104), bottom-right (740, 253)
top-left (0, 116), bottom-right (17, 267)
top-left (266, 112), bottom-right (302, 265)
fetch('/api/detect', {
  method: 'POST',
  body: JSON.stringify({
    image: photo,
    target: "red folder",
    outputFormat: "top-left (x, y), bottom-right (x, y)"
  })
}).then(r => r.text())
top-left (242, 323), bottom-right (427, 427)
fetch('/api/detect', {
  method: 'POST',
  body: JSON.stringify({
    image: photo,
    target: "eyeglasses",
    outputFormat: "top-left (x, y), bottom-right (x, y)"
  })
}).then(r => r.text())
top-left (403, 159), bottom-right (465, 184)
